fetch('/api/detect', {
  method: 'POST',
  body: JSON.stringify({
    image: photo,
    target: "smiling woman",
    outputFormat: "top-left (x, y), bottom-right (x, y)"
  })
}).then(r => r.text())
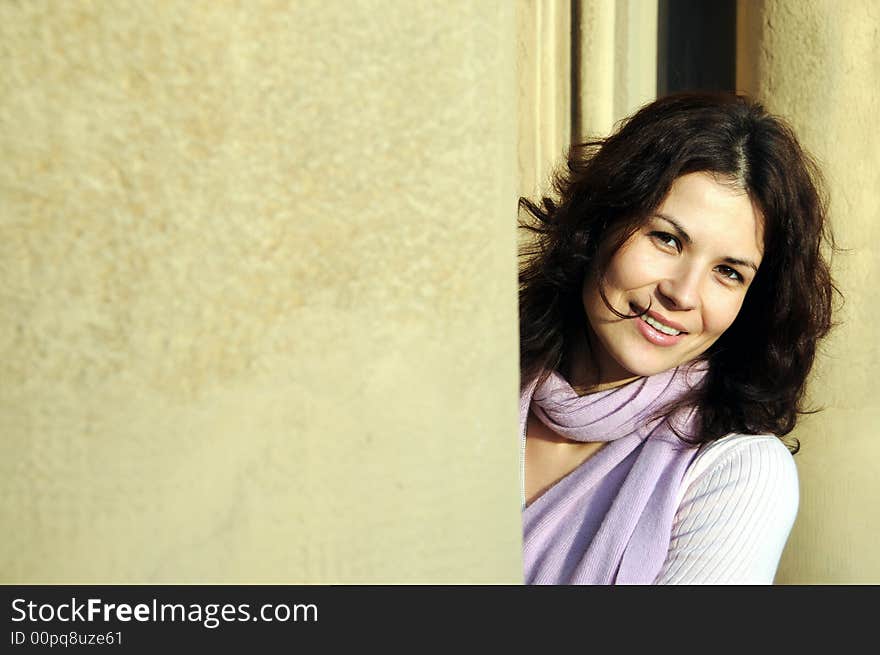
top-left (518, 93), bottom-right (837, 584)
top-left (580, 172), bottom-right (764, 384)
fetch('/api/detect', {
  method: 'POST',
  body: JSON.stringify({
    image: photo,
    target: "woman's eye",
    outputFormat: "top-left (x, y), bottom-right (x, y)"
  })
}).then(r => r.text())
top-left (650, 231), bottom-right (681, 252)
top-left (716, 265), bottom-right (744, 284)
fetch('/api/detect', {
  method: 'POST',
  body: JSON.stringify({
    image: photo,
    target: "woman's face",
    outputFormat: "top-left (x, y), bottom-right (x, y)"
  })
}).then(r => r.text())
top-left (582, 172), bottom-right (764, 384)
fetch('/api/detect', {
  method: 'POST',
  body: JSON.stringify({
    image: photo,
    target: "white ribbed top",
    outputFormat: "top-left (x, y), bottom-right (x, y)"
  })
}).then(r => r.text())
top-left (654, 433), bottom-right (799, 584)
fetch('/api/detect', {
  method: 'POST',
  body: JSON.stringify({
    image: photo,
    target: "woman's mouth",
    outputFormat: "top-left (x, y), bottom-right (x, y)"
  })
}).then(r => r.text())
top-left (631, 304), bottom-right (689, 346)
top-left (641, 314), bottom-right (682, 336)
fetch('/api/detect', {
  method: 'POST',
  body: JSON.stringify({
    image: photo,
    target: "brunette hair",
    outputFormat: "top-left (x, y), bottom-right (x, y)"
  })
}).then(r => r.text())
top-left (519, 92), bottom-right (839, 451)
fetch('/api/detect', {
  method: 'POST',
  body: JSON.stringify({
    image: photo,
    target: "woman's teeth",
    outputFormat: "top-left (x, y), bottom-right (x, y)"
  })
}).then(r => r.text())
top-left (642, 315), bottom-right (682, 336)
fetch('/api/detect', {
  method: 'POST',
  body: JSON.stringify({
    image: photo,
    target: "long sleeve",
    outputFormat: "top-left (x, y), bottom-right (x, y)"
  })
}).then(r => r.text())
top-left (653, 434), bottom-right (799, 584)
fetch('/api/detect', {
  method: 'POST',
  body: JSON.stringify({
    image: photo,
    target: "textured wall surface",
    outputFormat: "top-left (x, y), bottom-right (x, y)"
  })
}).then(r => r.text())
top-left (0, 0), bottom-right (522, 583)
top-left (574, 0), bottom-right (656, 142)
top-left (516, 0), bottom-right (571, 201)
top-left (738, 0), bottom-right (880, 583)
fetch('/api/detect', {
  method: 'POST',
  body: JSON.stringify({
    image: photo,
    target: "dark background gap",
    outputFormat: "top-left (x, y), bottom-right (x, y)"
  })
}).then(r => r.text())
top-left (657, 0), bottom-right (737, 94)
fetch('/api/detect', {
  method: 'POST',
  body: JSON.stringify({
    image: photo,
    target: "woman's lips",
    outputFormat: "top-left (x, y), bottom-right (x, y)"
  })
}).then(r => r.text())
top-left (630, 303), bottom-right (689, 333)
top-left (630, 303), bottom-right (688, 346)
top-left (644, 310), bottom-right (688, 334)
top-left (635, 314), bottom-right (687, 346)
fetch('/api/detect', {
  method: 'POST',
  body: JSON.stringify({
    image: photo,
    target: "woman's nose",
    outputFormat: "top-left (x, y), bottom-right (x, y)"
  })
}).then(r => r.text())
top-left (657, 269), bottom-right (700, 311)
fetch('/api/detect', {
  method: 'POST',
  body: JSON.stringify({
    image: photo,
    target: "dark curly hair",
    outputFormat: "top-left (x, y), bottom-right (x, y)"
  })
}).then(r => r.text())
top-left (519, 92), bottom-right (839, 452)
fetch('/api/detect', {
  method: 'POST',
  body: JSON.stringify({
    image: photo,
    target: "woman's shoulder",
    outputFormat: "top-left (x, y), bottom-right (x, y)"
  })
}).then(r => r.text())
top-left (661, 433), bottom-right (801, 584)
top-left (688, 432), bottom-right (796, 477)
top-left (678, 433), bottom-right (799, 508)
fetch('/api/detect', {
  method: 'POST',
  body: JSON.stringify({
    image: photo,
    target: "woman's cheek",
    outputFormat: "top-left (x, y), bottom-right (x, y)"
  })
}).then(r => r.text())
top-left (610, 248), bottom-right (661, 289)
top-left (710, 295), bottom-right (747, 335)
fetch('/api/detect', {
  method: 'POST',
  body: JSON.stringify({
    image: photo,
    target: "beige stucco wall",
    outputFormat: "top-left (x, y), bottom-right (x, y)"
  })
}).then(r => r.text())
top-left (516, 0), bottom-right (571, 200)
top-left (8, 0), bottom-right (863, 587)
top-left (574, 0), bottom-right (657, 142)
top-left (519, 0), bottom-right (658, 197)
top-left (0, 0), bottom-right (523, 583)
top-left (738, 0), bottom-right (880, 583)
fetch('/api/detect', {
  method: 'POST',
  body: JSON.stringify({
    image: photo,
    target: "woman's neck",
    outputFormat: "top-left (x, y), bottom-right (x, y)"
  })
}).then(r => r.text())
top-left (562, 324), bottom-right (642, 396)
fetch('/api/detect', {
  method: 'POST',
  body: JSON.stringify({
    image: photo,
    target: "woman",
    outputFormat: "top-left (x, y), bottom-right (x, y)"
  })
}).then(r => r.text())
top-left (518, 93), bottom-right (836, 584)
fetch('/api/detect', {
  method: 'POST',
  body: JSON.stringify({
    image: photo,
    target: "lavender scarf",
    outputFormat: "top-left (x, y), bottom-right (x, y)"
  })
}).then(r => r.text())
top-left (520, 363), bottom-right (707, 584)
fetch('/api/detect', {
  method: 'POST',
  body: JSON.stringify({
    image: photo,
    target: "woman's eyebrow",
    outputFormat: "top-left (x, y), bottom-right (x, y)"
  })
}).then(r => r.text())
top-left (653, 213), bottom-right (759, 273)
top-left (724, 256), bottom-right (759, 273)
top-left (654, 213), bottom-right (692, 243)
